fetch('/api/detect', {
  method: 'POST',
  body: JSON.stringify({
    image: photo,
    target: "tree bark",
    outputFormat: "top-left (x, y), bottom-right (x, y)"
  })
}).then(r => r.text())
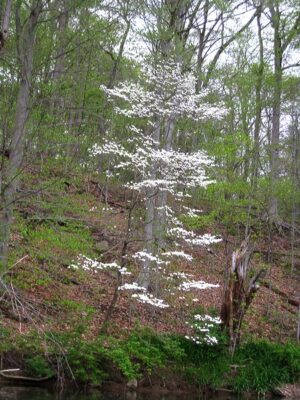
top-left (0, 1), bottom-right (43, 275)
top-left (0, 0), bottom-right (12, 53)
top-left (252, 8), bottom-right (264, 186)
top-left (138, 122), bottom-right (161, 290)
top-left (269, 1), bottom-right (282, 222)
top-left (220, 237), bottom-right (266, 354)
top-left (268, 1), bottom-right (300, 222)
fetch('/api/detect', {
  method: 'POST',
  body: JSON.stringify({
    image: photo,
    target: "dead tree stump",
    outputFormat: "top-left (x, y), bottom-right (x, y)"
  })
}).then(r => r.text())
top-left (220, 236), bottom-right (266, 354)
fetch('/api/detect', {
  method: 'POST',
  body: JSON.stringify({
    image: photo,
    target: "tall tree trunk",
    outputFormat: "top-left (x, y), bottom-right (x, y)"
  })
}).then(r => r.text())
top-left (267, 1), bottom-right (300, 222)
top-left (52, 0), bottom-right (68, 82)
top-left (0, 0), bottom-right (12, 53)
top-left (290, 112), bottom-right (299, 276)
top-left (252, 8), bottom-right (264, 186)
top-left (269, 1), bottom-right (283, 222)
top-left (138, 122), bottom-right (161, 290)
top-left (0, 1), bottom-right (42, 275)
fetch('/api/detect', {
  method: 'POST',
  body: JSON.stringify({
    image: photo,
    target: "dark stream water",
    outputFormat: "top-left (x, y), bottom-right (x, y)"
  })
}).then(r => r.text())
top-left (0, 386), bottom-right (254, 400)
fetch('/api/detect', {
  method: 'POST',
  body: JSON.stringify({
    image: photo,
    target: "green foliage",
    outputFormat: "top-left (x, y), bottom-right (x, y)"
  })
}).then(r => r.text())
top-left (58, 299), bottom-right (96, 316)
top-left (125, 329), bottom-right (165, 374)
top-left (181, 212), bottom-right (216, 230)
top-left (2, 324), bottom-right (299, 393)
top-left (15, 330), bottom-right (46, 355)
top-left (232, 341), bottom-right (300, 393)
top-left (24, 355), bottom-right (54, 378)
top-left (0, 324), bottom-right (13, 353)
top-left (105, 338), bottom-right (139, 380)
top-left (45, 328), bottom-right (107, 384)
top-left (24, 223), bottom-right (95, 264)
top-left (66, 339), bottom-right (107, 384)
top-left (176, 336), bottom-right (230, 387)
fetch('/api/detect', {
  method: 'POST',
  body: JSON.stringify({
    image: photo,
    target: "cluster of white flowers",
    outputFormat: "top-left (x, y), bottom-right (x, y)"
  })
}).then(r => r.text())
top-left (101, 63), bottom-right (227, 121)
top-left (132, 251), bottom-right (169, 266)
top-left (69, 255), bottom-right (131, 275)
top-left (87, 62), bottom-right (225, 314)
top-left (91, 137), bottom-right (214, 197)
top-left (118, 282), bottom-right (146, 291)
top-left (185, 334), bottom-right (218, 345)
top-left (194, 314), bottom-right (222, 324)
top-left (179, 280), bottom-right (220, 291)
top-left (132, 293), bottom-right (169, 308)
top-left (185, 314), bottom-right (222, 346)
top-left (182, 206), bottom-right (203, 217)
top-left (166, 271), bottom-right (219, 297)
top-left (162, 251), bottom-right (193, 262)
top-left (118, 281), bottom-right (170, 308)
top-left (168, 227), bottom-right (222, 247)
top-left (168, 271), bottom-right (193, 280)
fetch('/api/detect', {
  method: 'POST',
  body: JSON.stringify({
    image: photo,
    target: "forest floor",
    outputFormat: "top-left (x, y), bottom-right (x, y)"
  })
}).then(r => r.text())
top-left (2, 165), bottom-right (299, 344)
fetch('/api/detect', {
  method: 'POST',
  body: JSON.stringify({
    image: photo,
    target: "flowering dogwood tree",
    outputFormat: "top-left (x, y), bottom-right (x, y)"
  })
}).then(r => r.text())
top-left (89, 61), bottom-right (224, 313)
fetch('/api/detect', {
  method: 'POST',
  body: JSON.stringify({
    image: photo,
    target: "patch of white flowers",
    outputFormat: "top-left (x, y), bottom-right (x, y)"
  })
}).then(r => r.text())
top-left (132, 293), bottom-right (169, 308)
top-left (168, 227), bottom-right (222, 247)
top-left (162, 251), bottom-right (193, 262)
top-left (182, 206), bottom-right (203, 217)
top-left (118, 282), bottom-right (146, 291)
top-left (100, 63), bottom-right (226, 121)
top-left (167, 271), bottom-right (219, 293)
top-left (132, 251), bottom-right (169, 266)
top-left (168, 271), bottom-right (194, 280)
top-left (91, 138), bottom-right (215, 198)
top-left (86, 62), bottom-right (225, 312)
top-left (69, 255), bottom-right (131, 275)
top-left (185, 314), bottom-right (222, 346)
top-left (179, 280), bottom-right (219, 291)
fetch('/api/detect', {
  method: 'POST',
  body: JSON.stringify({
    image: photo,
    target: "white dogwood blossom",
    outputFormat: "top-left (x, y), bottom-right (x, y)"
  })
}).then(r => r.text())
top-left (185, 314), bottom-right (222, 346)
top-left (168, 227), bottom-right (222, 247)
top-left (100, 63), bottom-right (226, 121)
top-left (162, 251), bottom-right (193, 261)
top-left (91, 137), bottom-right (214, 197)
top-left (69, 255), bottom-right (131, 275)
top-left (132, 293), bottom-right (169, 308)
top-left (179, 280), bottom-right (220, 291)
top-left (88, 62), bottom-right (225, 311)
top-left (132, 251), bottom-right (169, 266)
top-left (118, 282), bottom-right (146, 291)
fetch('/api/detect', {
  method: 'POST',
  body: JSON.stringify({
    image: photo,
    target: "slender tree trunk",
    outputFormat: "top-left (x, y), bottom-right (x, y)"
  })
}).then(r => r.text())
top-left (269, 1), bottom-right (283, 222)
top-left (269, 49), bottom-right (282, 221)
top-left (108, 19), bottom-right (130, 89)
top-left (290, 113), bottom-right (299, 276)
top-left (0, 1), bottom-right (42, 275)
top-left (252, 9), bottom-right (264, 186)
top-left (138, 123), bottom-right (161, 290)
top-left (195, 0), bottom-right (209, 93)
top-left (0, 0), bottom-right (12, 53)
top-left (98, 16), bottom-right (131, 136)
top-left (52, 0), bottom-right (68, 79)
top-left (268, 0), bottom-right (300, 222)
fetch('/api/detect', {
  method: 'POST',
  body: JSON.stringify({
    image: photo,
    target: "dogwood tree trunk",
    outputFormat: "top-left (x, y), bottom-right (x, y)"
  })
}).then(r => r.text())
top-left (138, 123), bottom-right (161, 289)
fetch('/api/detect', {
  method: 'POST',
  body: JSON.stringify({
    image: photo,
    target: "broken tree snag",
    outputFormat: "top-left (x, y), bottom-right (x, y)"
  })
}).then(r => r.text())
top-left (220, 236), bottom-right (266, 354)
